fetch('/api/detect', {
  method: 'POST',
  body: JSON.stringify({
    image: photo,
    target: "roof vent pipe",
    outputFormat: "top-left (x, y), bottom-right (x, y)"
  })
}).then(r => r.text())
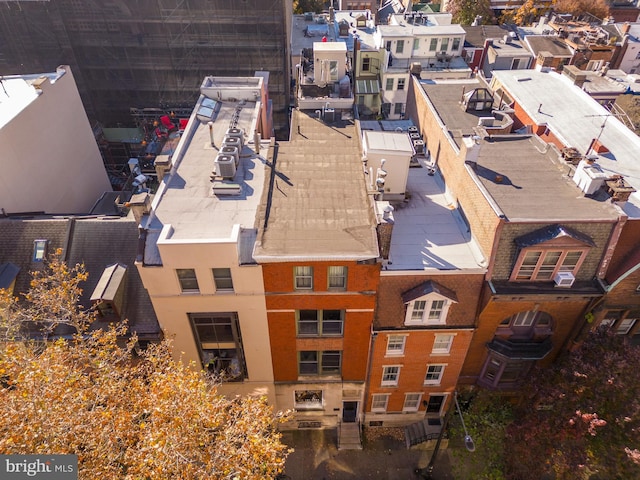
top-left (254, 131), bottom-right (261, 154)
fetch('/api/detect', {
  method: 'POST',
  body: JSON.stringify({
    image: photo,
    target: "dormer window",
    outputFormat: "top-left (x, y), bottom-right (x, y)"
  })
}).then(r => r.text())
top-left (33, 240), bottom-right (48, 262)
top-left (402, 281), bottom-right (457, 326)
top-left (510, 225), bottom-right (594, 282)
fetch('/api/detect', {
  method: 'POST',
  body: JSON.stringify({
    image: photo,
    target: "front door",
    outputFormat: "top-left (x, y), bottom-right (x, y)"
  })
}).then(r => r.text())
top-left (342, 401), bottom-right (358, 423)
top-left (425, 394), bottom-right (445, 415)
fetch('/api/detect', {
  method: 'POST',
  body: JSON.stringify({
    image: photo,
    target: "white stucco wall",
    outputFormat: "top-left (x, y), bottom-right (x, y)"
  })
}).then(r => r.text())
top-left (0, 66), bottom-right (111, 214)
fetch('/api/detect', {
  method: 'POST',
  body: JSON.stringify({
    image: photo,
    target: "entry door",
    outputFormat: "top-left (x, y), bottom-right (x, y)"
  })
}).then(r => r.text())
top-left (342, 401), bottom-right (358, 423)
top-left (425, 394), bottom-right (445, 415)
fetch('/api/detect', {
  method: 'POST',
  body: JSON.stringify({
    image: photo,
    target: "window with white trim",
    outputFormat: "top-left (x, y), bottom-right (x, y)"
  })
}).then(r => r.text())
top-left (512, 249), bottom-right (587, 281)
top-left (616, 318), bottom-right (637, 335)
top-left (424, 364), bottom-right (446, 385)
top-left (429, 38), bottom-right (438, 51)
top-left (328, 266), bottom-right (347, 289)
top-left (386, 77), bottom-right (394, 90)
top-left (294, 266), bottom-right (313, 290)
top-left (406, 298), bottom-right (451, 325)
top-left (386, 335), bottom-right (407, 356)
top-left (212, 268), bottom-right (234, 292)
top-left (397, 78), bottom-right (405, 90)
top-left (403, 393), bottom-right (422, 412)
top-left (294, 390), bottom-right (323, 410)
top-left (432, 334), bottom-right (454, 354)
top-left (440, 38), bottom-right (449, 52)
top-left (381, 366), bottom-right (401, 386)
top-left (413, 38), bottom-right (420, 50)
top-left (33, 239), bottom-right (48, 262)
top-left (452, 37), bottom-right (461, 51)
top-left (371, 394), bottom-right (390, 412)
top-left (362, 57), bottom-right (371, 72)
top-left (177, 269), bottom-right (199, 292)
top-left (296, 309), bottom-right (344, 336)
top-left (396, 40), bottom-right (404, 54)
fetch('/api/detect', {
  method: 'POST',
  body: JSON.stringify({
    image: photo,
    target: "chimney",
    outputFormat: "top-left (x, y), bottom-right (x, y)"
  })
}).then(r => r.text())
top-left (376, 202), bottom-right (395, 260)
top-left (154, 154), bottom-right (171, 181)
top-left (126, 192), bottom-right (151, 224)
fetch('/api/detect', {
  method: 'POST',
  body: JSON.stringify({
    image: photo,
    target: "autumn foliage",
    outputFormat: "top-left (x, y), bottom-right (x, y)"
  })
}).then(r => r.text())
top-left (553, 0), bottom-right (610, 20)
top-left (0, 252), bottom-right (291, 479)
top-left (506, 329), bottom-right (640, 480)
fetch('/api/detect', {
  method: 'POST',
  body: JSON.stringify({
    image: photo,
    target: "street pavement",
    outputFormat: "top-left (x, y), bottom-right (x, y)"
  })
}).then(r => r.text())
top-left (281, 427), bottom-right (455, 480)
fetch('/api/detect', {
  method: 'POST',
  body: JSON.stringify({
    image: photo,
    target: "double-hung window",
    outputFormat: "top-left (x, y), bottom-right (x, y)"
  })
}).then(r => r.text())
top-left (386, 335), bottom-right (407, 356)
top-left (406, 299), bottom-right (450, 325)
top-left (294, 266), bottom-right (313, 290)
top-left (403, 393), bottom-right (422, 412)
top-left (371, 394), bottom-right (390, 412)
top-left (212, 268), bottom-right (234, 292)
top-left (381, 366), bottom-right (401, 386)
top-left (177, 269), bottom-right (199, 292)
top-left (298, 350), bottom-right (342, 375)
top-left (424, 364), bottom-right (446, 385)
top-left (297, 310), bottom-right (344, 336)
top-left (386, 77), bottom-right (394, 91)
top-left (429, 38), bottom-right (438, 51)
top-left (413, 38), bottom-right (420, 51)
top-left (328, 266), bottom-right (347, 289)
top-left (396, 40), bottom-right (404, 54)
top-left (432, 334), bottom-right (454, 354)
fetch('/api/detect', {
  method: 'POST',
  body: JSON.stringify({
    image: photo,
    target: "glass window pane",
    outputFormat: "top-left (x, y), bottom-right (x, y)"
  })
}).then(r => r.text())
top-left (213, 268), bottom-right (233, 290)
top-left (177, 269), bottom-right (199, 291)
top-left (328, 266), bottom-right (347, 289)
top-left (321, 351), bottom-right (341, 373)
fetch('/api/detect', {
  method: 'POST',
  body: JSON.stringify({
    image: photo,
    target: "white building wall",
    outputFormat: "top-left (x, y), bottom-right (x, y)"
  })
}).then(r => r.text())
top-left (0, 66), bottom-right (111, 214)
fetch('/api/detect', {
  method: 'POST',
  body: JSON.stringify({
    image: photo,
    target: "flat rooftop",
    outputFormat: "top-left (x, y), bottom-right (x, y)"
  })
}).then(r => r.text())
top-left (492, 69), bottom-right (640, 217)
top-left (0, 68), bottom-right (65, 129)
top-left (143, 94), bottom-right (266, 263)
top-left (420, 78), bottom-right (621, 222)
top-left (253, 110), bottom-right (378, 261)
top-left (385, 158), bottom-right (486, 271)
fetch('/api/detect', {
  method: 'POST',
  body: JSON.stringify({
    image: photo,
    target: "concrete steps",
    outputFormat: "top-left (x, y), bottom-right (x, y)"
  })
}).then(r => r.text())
top-left (338, 422), bottom-right (362, 450)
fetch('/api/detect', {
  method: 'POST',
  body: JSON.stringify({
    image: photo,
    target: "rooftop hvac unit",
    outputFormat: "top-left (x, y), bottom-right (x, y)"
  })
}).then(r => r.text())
top-left (225, 127), bottom-right (244, 141)
top-left (222, 135), bottom-right (243, 150)
top-left (410, 132), bottom-right (422, 141)
top-left (214, 154), bottom-right (237, 179)
top-left (413, 139), bottom-right (425, 154)
top-left (408, 125), bottom-right (419, 134)
top-left (220, 145), bottom-right (239, 166)
top-left (554, 271), bottom-right (575, 287)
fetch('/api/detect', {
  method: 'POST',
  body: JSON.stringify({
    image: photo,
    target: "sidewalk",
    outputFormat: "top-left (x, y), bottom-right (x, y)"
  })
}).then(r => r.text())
top-left (281, 427), bottom-right (454, 480)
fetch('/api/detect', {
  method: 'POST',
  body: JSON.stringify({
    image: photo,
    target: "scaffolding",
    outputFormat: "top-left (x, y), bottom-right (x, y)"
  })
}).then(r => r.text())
top-left (0, 0), bottom-right (291, 136)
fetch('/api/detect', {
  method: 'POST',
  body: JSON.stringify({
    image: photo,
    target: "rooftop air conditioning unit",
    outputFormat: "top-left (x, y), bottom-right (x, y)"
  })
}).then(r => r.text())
top-left (413, 139), bottom-right (425, 154)
top-left (214, 154), bottom-right (237, 179)
top-left (222, 135), bottom-right (243, 150)
top-left (554, 271), bottom-right (575, 287)
top-left (220, 145), bottom-right (240, 166)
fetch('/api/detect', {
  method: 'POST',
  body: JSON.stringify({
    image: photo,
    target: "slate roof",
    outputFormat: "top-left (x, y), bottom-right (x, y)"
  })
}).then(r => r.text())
top-left (401, 280), bottom-right (458, 304)
top-left (514, 224), bottom-right (596, 248)
top-left (0, 215), bottom-right (161, 340)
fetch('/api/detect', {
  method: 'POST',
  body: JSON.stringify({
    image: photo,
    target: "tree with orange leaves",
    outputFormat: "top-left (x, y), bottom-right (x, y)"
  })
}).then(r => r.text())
top-left (553, 0), bottom-right (610, 20)
top-left (0, 251), bottom-right (291, 479)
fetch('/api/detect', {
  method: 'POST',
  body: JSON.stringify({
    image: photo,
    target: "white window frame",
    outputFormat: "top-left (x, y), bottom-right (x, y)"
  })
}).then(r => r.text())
top-left (405, 297), bottom-right (451, 326)
top-left (397, 78), bottom-right (406, 90)
top-left (403, 393), bottom-right (422, 412)
top-left (327, 266), bottom-right (347, 290)
top-left (212, 268), bottom-right (234, 292)
top-left (381, 365), bottom-right (401, 386)
top-left (413, 38), bottom-right (420, 50)
top-left (294, 266), bottom-right (313, 290)
top-left (33, 239), bottom-right (48, 262)
top-left (385, 77), bottom-right (394, 91)
top-left (386, 335), bottom-right (407, 356)
top-left (432, 334), bottom-right (454, 355)
top-left (371, 393), bottom-right (390, 412)
top-left (424, 364), bottom-right (446, 385)
top-left (616, 318), bottom-right (637, 335)
top-left (176, 268), bottom-right (199, 293)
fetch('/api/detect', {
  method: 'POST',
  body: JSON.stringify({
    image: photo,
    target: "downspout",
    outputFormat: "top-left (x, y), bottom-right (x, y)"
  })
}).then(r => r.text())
top-left (362, 326), bottom-right (378, 426)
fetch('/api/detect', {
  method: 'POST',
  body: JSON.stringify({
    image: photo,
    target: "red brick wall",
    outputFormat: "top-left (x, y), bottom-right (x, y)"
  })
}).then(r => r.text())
top-left (264, 261), bottom-right (379, 382)
top-left (367, 329), bottom-right (473, 412)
